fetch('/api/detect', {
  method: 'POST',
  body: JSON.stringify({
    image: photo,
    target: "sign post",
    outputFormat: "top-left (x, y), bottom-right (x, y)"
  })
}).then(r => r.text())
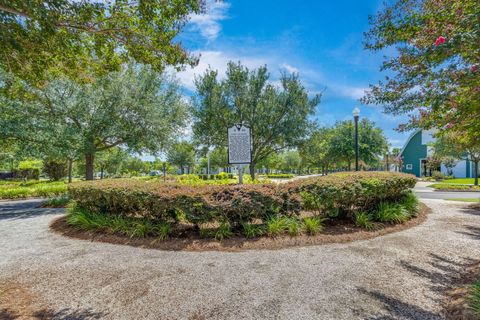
top-left (228, 124), bottom-right (252, 184)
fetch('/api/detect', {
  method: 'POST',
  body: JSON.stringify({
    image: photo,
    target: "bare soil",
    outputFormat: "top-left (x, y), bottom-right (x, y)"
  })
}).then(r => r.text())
top-left (50, 204), bottom-right (430, 252)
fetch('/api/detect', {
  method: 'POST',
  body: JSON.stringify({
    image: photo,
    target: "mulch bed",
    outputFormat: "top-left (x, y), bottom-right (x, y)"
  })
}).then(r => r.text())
top-left (50, 204), bottom-right (430, 252)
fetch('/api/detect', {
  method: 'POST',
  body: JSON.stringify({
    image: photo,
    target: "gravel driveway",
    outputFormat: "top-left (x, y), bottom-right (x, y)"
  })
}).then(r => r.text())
top-left (1, 199), bottom-right (479, 320)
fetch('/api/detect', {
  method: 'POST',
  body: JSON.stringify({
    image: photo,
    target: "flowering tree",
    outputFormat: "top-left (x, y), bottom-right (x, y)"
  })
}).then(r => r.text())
top-left (363, 0), bottom-right (479, 138)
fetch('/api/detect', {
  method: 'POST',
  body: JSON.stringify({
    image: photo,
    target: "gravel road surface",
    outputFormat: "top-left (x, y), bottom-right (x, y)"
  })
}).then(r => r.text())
top-left (1, 199), bottom-right (479, 320)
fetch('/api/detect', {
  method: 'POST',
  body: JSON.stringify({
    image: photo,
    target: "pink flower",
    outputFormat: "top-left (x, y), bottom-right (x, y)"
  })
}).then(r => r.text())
top-left (471, 64), bottom-right (478, 72)
top-left (434, 36), bottom-right (446, 46)
top-left (445, 123), bottom-right (454, 129)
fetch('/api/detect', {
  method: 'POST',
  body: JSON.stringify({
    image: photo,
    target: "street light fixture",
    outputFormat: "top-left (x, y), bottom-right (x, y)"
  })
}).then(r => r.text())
top-left (353, 107), bottom-right (360, 171)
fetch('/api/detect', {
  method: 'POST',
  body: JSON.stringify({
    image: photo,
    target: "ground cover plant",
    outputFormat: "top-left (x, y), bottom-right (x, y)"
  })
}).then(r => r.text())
top-left (0, 180), bottom-right (67, 199)
top-left (65, 172), bottom-right (419, 241)
top-left (429, 183), bottom-right (480, 192)
top-left (470, 279), bottom-right (480, 318)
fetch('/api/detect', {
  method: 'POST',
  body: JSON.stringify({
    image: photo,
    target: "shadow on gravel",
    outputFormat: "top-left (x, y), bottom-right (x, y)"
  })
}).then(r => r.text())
top-left (0, 307), bottom-right (105, 319)
top-left (459, 204), bottom-right (480, 217)
top-left (399, 254), bottom-right (478, 295)
top-left (456, 225), bottom-right (480, 240)
top-left (357, 288), bottom-right (442, 320)
top-left (0, 208), bottom-right (62, 221)
top-left (358, 253), bottom-right (479, 319)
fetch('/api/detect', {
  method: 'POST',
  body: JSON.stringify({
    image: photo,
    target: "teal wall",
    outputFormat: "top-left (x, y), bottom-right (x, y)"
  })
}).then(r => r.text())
top-left (401, 131), bottom-right (427, 177)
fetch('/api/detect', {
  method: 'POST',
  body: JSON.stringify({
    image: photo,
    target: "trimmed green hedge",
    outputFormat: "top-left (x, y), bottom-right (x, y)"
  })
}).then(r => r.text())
top-left (67, 172), bottom-right (418, 238)
top-left (287, 172), bottom-right (417, 217)
top-left (69, 180), bottom-right (300, 226)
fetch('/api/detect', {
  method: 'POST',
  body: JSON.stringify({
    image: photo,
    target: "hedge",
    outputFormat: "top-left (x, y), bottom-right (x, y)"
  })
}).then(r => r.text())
top-left (68, 172), bottom-right (416, 228)
top-left (286, 171), bottom-right (417, 217)
top-left (69, 180), bottom-right (300, 226)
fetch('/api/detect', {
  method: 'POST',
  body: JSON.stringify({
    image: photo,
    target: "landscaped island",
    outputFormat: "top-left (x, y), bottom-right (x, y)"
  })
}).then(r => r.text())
top-left (51, 172), bottom-right (424, 250)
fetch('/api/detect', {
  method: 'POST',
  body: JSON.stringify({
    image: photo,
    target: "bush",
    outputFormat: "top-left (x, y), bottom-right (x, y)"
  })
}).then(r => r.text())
top-left (68, 179), bottom-right (300, 227)
top-left (374, 202), bottom-right (410, 224)
top-left (67, 172), bottom-right (419, 241)
top-left (288, 172), bottom-right (416, 218)
top-left (43, 160), bottom-right (67, 181)
top-left (355, 212), bottom-right (374, 229)
top-left (261, 173), bottom-right (295, 179)
top-left (303, 217), bottom-right (324, 235)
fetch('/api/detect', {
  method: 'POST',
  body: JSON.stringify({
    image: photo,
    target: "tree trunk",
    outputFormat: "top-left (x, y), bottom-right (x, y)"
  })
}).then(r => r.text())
top-left (67, 159), bottom-right (73, 183)
top-left (181, 166), bottom-right (184, 174)
top-left (85, 153), bottom-right (95, 181)
top-left (474, 160), bottom-right (479, 186)
top-left (100, 167), bottom-right (104, 179)
top-left (249, 162), bottom-right (256, 180)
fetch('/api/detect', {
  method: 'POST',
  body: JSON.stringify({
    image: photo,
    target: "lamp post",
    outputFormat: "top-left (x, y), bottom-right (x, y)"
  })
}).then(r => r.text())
top-left (386, 151), bottom-right (390, 172)
top-left (353, 107), bottom-right (360, 171)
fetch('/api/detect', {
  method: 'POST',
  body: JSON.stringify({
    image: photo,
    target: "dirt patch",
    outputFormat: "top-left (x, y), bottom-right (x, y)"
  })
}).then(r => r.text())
top-left (50, 204), bottom-right (430, 252)
top-left (443, 265), bottom-right (480, 320)
top-left (0, 280), bottom-right (105, 319)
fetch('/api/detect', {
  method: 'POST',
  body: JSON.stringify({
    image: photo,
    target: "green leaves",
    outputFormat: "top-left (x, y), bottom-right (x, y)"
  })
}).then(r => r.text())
top-left (0, 0), bottom-right (203, 85)
top-left (192, 61), bottom-right (320, 177)
top-left (363, 0), bottom-right (480, 137)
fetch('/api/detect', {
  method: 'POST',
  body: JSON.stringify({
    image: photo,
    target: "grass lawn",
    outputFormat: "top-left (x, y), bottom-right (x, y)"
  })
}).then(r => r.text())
top-left (0, 180), bottom-right (68, 199)
top-left (445, 198), bottom-right (480, 202)
top-left (443, 178), bottom-right (477, 185)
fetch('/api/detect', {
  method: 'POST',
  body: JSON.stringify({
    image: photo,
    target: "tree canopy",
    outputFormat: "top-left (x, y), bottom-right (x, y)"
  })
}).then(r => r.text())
top-left (191, 61), bottom-right (320, 179)
top-left (300, 119), bottom-right (389, 171)
top-left (363, 0), bottom-right (479, 137)
top-left (0, 65), bottom-right (189, 179)
top-left (0, 0), bottom-right (203, 86)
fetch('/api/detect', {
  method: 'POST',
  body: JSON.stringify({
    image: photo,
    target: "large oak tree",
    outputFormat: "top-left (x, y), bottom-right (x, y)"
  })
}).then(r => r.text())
top-left (0, 65), bottom-right (189, 180)
top-left (0, 0), bottom-right (204, 86)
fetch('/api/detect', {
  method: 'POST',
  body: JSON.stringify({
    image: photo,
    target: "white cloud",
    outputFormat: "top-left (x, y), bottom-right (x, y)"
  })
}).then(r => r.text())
top-left (281, 63), bottom-right (299, 74)
top-left (188, 1), bottom-right (230, 41)
top-left (176, 50), bottom-right (271, 90)
top-left (329, 84), bottom-right (367, 100)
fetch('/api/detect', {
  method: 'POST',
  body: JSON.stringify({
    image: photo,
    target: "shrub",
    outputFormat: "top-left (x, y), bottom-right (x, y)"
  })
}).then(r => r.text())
top-left (261, 174), bottom-right (295, 179)
top-left (355, 212), bottom-right (374, 230)
top-left (43, 160), bottom-right (67, 181)
top-left (288, 172), bottom-right (416, 218)
top-left (470, 279), bottom-right (480, 318)
top-left (374, 202), bottom-right (410, 224)
top-left (241, 223), bottom-right (264, 238)
top-left (68, 179), bottom-right (300, 227)
top-left (285, 218), bottom-right (302, 236)
top-left (303, 217), bottom-right (324, 235)
top-left (266, 216), bottom-right (288, 237)
top-left (400, 191), bottom-right (419, 216)
top-left (200, 222), bottom-right (233, 241)
top-left (42, 196), bottom-right (70, 207)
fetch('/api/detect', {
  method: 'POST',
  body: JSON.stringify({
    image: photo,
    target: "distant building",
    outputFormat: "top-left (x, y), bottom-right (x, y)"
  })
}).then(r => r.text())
top-left (399, 130), bottom-right (474, 178)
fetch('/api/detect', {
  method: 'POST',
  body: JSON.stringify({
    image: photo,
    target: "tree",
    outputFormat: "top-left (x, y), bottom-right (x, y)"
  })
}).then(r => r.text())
top-left (0, 65), bottom-right (189, 180)
top-left (167, 141), bottom-right (196, 174)
top-left (433, 131), bottom-right (480, 185)
top-left (363, 0), bottom-right (479, 138)
top-left (299, 127), bottom-right (334, 175)
top-left (192, 62), bottom-right (320, 179)
top-left (329, 119), bottom-right (389, 170)
top-left (0, 0), bottom-right (203, 86)
top-left (96, 147), bottom-right (130, 179)
top-left (277, 150), bottom-right (301, 173)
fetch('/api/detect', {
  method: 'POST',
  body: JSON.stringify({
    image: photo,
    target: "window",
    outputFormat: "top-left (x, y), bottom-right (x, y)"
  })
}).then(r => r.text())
top-left (406, 164), bottom-right (413, 170)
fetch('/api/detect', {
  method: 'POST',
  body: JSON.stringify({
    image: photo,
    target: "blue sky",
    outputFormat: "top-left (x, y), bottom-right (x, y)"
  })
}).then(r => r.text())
top-left (176, 0), bottom-right (410, 149)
